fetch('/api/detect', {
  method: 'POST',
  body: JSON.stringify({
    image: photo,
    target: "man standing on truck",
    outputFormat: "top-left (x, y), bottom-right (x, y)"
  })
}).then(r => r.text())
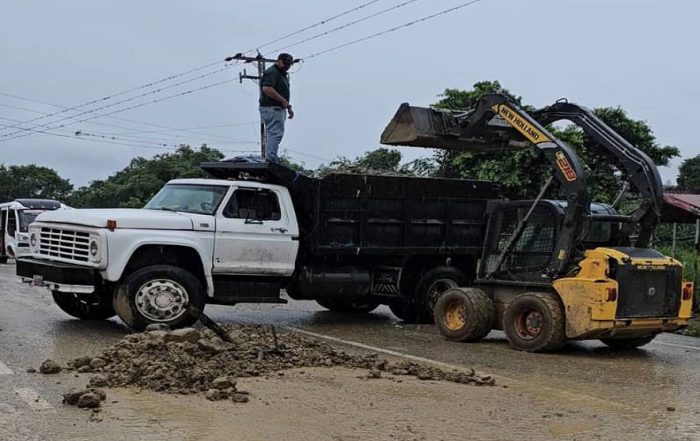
top-left (259, 53), bottom-right (295, 163)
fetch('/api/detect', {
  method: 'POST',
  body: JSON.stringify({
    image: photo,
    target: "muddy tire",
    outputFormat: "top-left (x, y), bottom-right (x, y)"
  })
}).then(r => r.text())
top-left (503, 292), bottom-right (567, 352)
top-left (434, 287), bottom-right (494, 342)
top-left (413, 266), bottom-right (469, 324)
top-left (113, 265), bottom-right (205, 331)
top-left (600, 335), bottom-right (656, 349)
top-left (52, 290), bottom-right (116, 320)
top-left (316, 297), bottom-right (380, 314)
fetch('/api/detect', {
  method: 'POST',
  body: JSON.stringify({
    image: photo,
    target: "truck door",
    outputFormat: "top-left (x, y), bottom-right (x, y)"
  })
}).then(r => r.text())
top-left (0, 208), bottom-right (6, 256)
top-left (213, 186), bottom-right (299, 275)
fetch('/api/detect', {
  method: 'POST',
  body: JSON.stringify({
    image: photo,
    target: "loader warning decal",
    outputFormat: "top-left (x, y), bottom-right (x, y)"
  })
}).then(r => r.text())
top-left (555, 151), bottom-right (578, 182)
top-left (492, 104), bottom-right (550, 144)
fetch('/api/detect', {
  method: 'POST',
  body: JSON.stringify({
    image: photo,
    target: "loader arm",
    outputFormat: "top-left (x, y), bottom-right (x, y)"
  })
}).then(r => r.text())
top-left (532, 101), bottom-right (663, 247)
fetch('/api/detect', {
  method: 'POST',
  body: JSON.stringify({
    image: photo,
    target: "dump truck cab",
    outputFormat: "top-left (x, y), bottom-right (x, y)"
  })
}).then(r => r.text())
top-left (381, 93), bottom-right (693, 351)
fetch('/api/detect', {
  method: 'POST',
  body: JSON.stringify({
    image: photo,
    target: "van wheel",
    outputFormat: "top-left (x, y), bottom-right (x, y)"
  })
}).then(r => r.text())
top-left (413, 266), bottom-right (469, 323)
top-left (316, 297), bottom-right (380, 313)
top-left (434, 288), bottom-right (494, 342)
top-left (113, 265), bottom-right (205, 331)
top-left (600, 335), bottom-right (656, 349)
top-left (52, 290), bottom-right (116, 320)
top-left (503, 292), bottom-right (567, 352)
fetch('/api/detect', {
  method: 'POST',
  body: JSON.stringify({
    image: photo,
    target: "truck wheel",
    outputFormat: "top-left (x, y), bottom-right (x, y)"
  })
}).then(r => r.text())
top-left (434, 288), bottom-right (494, 342)
top-left (114, 265), bottom-right (205, 331)
top-left (503, 292), bottom-right (567, 352)
top-left (52, 290), bottom-right (116, 320)
top-left (413, 266), bottom-right (469, 323)
top-left (600, 335), bottom-right (656, 349)
top-left (0, 256), bottom-right (7, 264)
top-left (316, 297), bottom-right (380, 313)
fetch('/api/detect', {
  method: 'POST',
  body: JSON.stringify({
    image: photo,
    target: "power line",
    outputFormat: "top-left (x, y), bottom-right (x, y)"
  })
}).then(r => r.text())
top-left (0, 59), bottom-right (225, 135)
top-left (1, 65), bottom-right (234, 140)
top-left (250, 0), bottom-right (385, 53)
top-left (0, 77), bottom-right (237, 143)
top-left (303, 0), bottom-right (486, 60)
top-left (0, 97), bottom-right (256, 143)
top-left (270, 0), bottom-right (422, 54)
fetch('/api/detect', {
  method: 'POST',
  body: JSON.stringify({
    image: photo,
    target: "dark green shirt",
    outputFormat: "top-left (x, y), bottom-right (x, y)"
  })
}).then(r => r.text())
top-left (259, 64), bottom-right (290, 107)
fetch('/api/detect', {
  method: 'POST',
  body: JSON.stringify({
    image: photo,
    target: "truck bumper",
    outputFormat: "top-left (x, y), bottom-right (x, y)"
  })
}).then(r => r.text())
top-left (16, 257), bottom-right (96, 294)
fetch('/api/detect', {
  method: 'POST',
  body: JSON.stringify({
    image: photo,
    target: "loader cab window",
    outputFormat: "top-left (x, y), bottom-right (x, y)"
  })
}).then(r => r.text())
top-left (223, 188), bottom-right (281, 221)
top-left (483, 206), bottom-right (557, 280)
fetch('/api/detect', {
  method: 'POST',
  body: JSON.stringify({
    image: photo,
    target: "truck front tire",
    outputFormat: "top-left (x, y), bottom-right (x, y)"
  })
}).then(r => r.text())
top-left (52, 290), bottom-right (116, 320)
top-left (434, 288), bottom-right (494, 342)
top-left (503, 292), bottom-right (567, 352)
top-left (114, 264), bottom-right (205, 331)
top-left (412, 266), bottom-right (469, 323)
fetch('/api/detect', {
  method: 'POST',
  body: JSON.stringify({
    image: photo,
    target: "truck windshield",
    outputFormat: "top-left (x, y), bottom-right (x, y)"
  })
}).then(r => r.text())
top-left (18, 210), bottom-right (40, 233)
top-left (144, 184), bottom-right (228, 215)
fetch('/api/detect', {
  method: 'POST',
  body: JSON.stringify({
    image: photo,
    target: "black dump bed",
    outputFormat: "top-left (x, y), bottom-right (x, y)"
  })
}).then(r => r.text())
top-left (201, 159), bottom-right (500, 257)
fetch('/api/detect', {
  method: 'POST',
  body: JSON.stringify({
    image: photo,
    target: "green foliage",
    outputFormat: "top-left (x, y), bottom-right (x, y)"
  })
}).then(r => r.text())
top-left (677, 154), bottom-right (700, 193)
top-left (431, 82), bottom-right (680, 203)
top-left (69, 145), bottom-right (224, 208)
top-left (316, 148), bottom-right (411, 176)
top-left (0, 164), bottom-right (73, 202)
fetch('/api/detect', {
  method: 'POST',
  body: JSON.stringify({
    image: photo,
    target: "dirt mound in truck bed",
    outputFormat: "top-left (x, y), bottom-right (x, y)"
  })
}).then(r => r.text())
top-left (68, 325), bottom-right (494, 399)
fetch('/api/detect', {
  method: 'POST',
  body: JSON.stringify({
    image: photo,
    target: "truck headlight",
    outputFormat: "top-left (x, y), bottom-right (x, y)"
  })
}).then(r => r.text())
top-left (30, 233), bottom-right (37, 247)
top-left (89, 240), bottom-right (99, 257)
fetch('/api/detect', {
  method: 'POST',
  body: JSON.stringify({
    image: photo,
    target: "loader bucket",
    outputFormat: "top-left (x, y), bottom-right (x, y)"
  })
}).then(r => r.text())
top-left (380, 103), bottom-right (530, 153)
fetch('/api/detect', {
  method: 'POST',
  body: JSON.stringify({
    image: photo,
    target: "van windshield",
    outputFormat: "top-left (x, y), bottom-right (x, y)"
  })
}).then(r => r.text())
top-left (18, 211), bottom-right (40, 232)
top-left (144, 184), bottom-right (228, 215)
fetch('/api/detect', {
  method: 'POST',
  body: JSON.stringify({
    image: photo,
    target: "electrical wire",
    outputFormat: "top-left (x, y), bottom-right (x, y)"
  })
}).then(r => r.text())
top-left (270, 0), bottom-right (422, 54)
top-left (249, 0), bottom-right (385, 54)
top-left (0, 77), bottom-right (237, 143)
top-left (0, 59), bottom-right (226, 135)
top-left (1, 65), bottom-right (235, 140)
top-left (303, 0), bottom-right (485, 60)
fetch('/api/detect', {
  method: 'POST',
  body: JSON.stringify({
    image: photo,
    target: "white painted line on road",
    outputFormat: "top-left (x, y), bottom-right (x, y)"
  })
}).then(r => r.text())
top-left (0, 361), bottom-right (13, 375)
top-left (289, 327), bottom-right (477, 373)
top-left (15, 388), bottom-right (53, 411)
top-left (652, 341), bottom-right (700, 351)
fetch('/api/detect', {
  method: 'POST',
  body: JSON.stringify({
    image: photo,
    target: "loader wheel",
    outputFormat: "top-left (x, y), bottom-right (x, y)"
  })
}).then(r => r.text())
top-left (600, 335), bottom-right (656, 349)
top-left (434, 287), bottom-right (494, 342)
top-left (413, 266), bottom-right (469, 324)
top-left (316, 297), bottom-right (380, 314)
top-left (113, 264), bottom-right (205, 331)
top-left (503, 292), bottom-right (567, 352)
top-left (52, 289), bottom-right (116, 320)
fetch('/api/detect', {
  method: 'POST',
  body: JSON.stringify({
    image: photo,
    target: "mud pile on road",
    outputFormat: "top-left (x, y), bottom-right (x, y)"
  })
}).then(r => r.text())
top-left (68, 324), bottom-right (494, 400)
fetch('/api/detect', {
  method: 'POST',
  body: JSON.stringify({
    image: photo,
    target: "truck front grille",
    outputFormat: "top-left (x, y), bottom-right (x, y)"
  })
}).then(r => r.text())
top-left (38, 227), bottom-right (90, 262)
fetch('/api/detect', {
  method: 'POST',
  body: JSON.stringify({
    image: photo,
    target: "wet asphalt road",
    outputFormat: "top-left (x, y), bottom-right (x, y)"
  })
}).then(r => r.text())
top-left (0, 262), bottom-right (699, 440)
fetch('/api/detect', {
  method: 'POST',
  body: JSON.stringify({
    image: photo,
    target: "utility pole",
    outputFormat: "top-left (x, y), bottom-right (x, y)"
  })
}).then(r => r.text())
top-left (225, 52), bottom-right (297, 160)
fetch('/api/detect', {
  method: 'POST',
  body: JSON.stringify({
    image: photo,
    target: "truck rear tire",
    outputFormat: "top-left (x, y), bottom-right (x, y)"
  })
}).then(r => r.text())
top-left (52, 290), bottom-right (116, 320)
top-left (113, 264), bottom-right (205, 331)
top-left (316, 297), bottom-right (380, 313)
top-left (0, 256), bottom-right (8, 264)
top-left (600, 335), bottom-right (656, 349)
top-left (434, 288), bottom-right (494, 342)
top-left (503, 292), bottom-right (567, 352)
top-left (413, 266), bottom-right (469, 323)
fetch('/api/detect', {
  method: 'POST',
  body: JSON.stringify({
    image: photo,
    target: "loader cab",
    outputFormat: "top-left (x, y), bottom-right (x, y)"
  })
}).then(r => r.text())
top-left (479, 200), bottom-right (619, 282)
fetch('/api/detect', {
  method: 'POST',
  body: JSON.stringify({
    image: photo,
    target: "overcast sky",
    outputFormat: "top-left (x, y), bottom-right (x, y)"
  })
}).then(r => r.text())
top-left (1, 0), bottom-right (698, 188)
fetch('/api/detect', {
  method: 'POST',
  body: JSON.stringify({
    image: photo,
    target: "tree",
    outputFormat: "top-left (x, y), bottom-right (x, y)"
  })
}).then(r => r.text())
top-left (677, 154), bottom-right (700, 193)
top-left (0, 164), bottom-right (73, 202)
top-left (432, 81), bottom-right (680, 203)
top-left (69, 145), bottom-right (224, 208)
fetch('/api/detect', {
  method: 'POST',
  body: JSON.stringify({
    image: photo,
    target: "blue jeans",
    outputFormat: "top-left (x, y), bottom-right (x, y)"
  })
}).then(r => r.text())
top-left (259, 106), bottom-right (286, 163)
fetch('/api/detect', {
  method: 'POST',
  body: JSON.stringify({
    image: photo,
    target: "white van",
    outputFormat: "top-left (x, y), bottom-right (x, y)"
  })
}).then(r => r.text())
top-left (0, 199), bottom-right (68, 263)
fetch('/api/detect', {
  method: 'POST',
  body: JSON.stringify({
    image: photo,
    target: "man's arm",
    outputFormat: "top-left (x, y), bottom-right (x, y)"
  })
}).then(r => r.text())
top-left (262, 87), bottom-right (289, 108)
